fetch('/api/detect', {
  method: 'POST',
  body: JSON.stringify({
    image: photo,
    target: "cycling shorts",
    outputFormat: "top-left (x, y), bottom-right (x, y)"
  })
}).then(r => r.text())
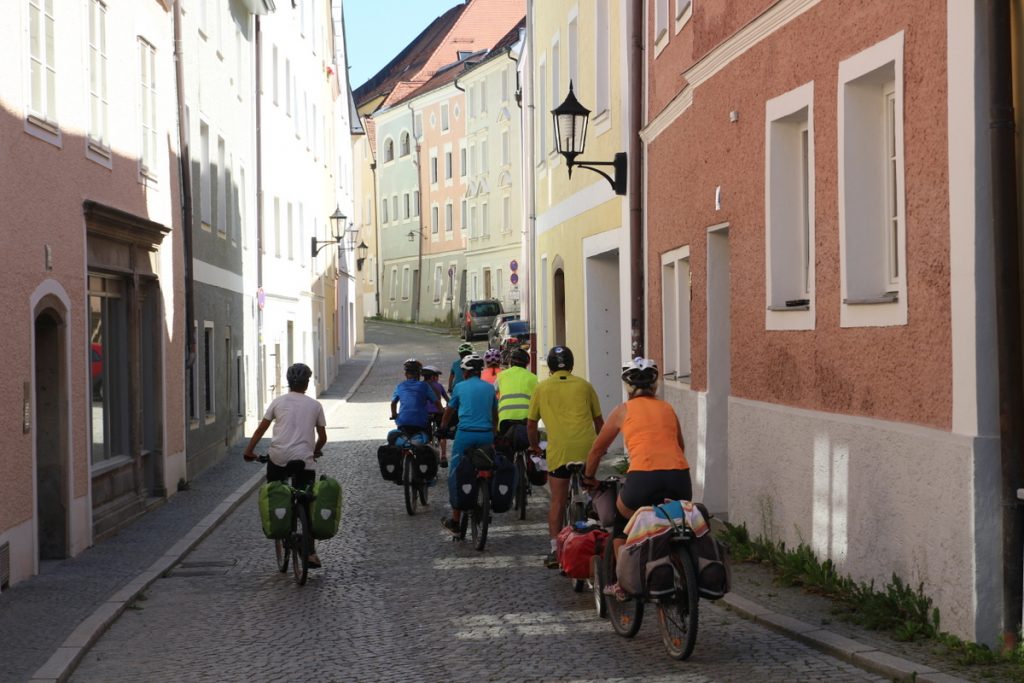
top-left (616, 469), bottom-right (692, 536)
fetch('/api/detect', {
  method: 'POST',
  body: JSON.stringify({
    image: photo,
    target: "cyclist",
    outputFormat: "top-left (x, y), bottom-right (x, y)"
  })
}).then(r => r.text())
top-left (389, 359), bottom-right (438, 446)
top-left (494, 348), bottom-right (538, 443)
top-left (422, 365), bottom-right (450, 466)
top-left (243, 362), bottom-right (328, 568)
top-left (481, 348), bottom-right (503, 384)
top-left (582, 357), bottom-right (691, 592)
top-left (438, 353), bottom-right (498, 534)
top-left (527, 346), bottom-right (604, 568)
top-left (448, 342), bottom-right (475, 393)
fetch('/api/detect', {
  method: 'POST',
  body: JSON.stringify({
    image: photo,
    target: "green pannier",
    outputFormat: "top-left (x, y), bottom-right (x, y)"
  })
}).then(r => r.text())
top-left (259, 480), bottom-right (292, 539)
top-left (310, 475), bottom-right (342, 540)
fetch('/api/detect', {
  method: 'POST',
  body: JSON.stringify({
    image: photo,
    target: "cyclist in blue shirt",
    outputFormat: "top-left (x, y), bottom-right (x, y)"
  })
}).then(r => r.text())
top-left (448, 342), bottom-right (475, 392)
top-left (438, 353), bottom-right (497, 533)
top-left (389, 359), bottom-right (438, 445)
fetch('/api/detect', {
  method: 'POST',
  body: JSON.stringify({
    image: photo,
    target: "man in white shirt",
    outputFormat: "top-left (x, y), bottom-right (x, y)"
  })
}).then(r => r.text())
top-left (244, 362), bottom-right (328, 565)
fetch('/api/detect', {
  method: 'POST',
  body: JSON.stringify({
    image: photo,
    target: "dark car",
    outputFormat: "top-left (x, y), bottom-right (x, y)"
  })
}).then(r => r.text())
top-left (496, 319), bottom-right (531, 364)
top-left (487, 312), bottom-right (520, 349)
top-left (462, 299), bottom-right (504, 340)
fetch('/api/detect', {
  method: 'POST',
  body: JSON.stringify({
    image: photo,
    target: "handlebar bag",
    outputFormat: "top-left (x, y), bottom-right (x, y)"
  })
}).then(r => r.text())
top-left (259, 481), bottom-right (293, 540)
top-left (413, 444), bottom-right (439, 482)
top-left (311, 475), bottom-right (343, 540)
top-left (488, 453), bottom-right (517, 513)
top-left (377, 445), bottom-right (403, 483)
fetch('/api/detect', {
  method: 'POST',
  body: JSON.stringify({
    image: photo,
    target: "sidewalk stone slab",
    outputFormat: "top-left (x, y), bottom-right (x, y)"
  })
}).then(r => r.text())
top-left (63, 602), bottom-right (122, 649)
top-left (721, 592), bottom-right (771, 619)
top-left (917, 673), bottom-right (975, 683)
top-left (756, 611), bottom-right (819, 635)
top-left (32, 647), bottom-right (79, 682)
top-left (799, 628), bottom-right (878, 660)
top-left (852, 650), bottom-right (938, 679)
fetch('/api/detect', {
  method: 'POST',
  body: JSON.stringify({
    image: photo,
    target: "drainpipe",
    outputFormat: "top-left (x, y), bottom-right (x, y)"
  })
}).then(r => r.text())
top-left (370, 158), bottom-right (381, 317)
top-left (987, 0), bottom-right (1024, 649)
top-left (408, 102), bottom-right (426, 324)
top-left (628, 0), bottom-right (644, 358)
top-left (522, 0), bottom-right (537, 373)
top-left (255, 14), bottom-right (266, 415)
top-left (173, 0), bottom-right (195, 373)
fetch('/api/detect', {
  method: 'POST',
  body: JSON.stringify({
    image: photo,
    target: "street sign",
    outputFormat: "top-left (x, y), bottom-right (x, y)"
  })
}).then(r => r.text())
top-left (510, 272), bottom-right (519, 285)
top-left (510, 259), bottom-right (518, 272)
top-left (448, 266), bottom-right (455, 278)
top-left (257, 287), bottom-right (266, 310)
top-left (509, 285), bottom-right (520, 301)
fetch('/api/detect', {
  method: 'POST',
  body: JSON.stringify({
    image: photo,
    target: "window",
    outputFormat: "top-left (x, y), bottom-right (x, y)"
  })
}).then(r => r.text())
top-left (470, 205), bottom-right (478, 238)
top-left (138, 38), bottom-right (157, 175)
top-left (461, 199), bottom-right (467, 231)
top-left (502, 195), bottom-right (511, 233)
top-left (273, 196), bottom-right (280, 256)
top-left (460, 146), bottom-right (467, 177)
top-left (200, 121), bottom-right (211, 226)
top-left (838, 32), bottom-right (906, 327)
top-left (445, 151), bottom-right (452, 180)
top-left (403, 193), bottom-right (410, 219)
top-left (286, 202), bottom-right (293, 259)
top-left (445, 202), bottom-right (453, 233)
top-left (434, 266), bottom-right (443, 302)
top-left (28, 0), bottom-right (57, 124)
top-left (390, 267), bottom-right (398, 300)
top-left (239, 165), bottom-right (247, 248)
top-left (203, 323), bottom-right (215, 416)
top-left (551, 40), bottom-right (561, 125)
top-left (413, 191), bottom-right (419, 216)
top-left (298, 204), bottom-right (304, 264)
top-left (383, 137), bottom-right (394, 162)
top-left (501, 130), bottom-right (510, 165)
top-left (311, 103), bottom-right (318, 155)
top-left (88, 0), bottom-right (109, 149)
top-left (568, 16), bottom-right (578, 89)
top-left (381, 198), bottom-right (389, 224)
top-left (400, 131), bottom-right (411, 156)
top-left (285, 59), bottom-right (291, 115)
top-left (414, 113), bottom-right (422, 139)
top-left (676, 0), bottom-right (693, 27)
top-left (430, 155), bottom-right (438, 184)
top-left (441, 103), bottom-right (450, 132)
top-left (655, 0), bottom-right (669, 47)
top-left (469, 143), bottom-right (475, 176)
top-left (481, 202), bottom-right (489, 237)
top-left (432, 205), bottom-right (439, 234)
top-left (215, 136), bottom-right (226, 232)
top-left (89, 275), bottom-right (130, 460)
top-left (661, 247), bottom-right (692, 382)
top-left (497, 268), bottom-right (503, 298)
top-left (481, 139), bottom-right (489, 172)
top-left (538, 60), bottom-right (547, 160)
top-left (272, 45), bottom-right (279, 105)
top-left (501, 69), bottom-right (510, 102)
top-left (480, 79), bottom-right (487, 115)
top-left (595, 0), bottom-right (609, 115)
top-left (765, 82), bottom-right (814, 330)
top-left (402, 267), bottom-right (411, 299)
top-left (469, 86), bottom-right (475, 118)
top-left (392, 195), bottom-right (398, 223)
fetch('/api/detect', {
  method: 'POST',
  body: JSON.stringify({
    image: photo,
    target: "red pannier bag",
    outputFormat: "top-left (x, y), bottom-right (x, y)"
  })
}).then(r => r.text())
top-left (557, 525), bottom-right (609, 580)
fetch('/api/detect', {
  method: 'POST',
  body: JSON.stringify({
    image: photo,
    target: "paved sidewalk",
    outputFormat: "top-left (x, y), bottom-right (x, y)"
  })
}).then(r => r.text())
top-left (0, 344), bottom-right (377, 683)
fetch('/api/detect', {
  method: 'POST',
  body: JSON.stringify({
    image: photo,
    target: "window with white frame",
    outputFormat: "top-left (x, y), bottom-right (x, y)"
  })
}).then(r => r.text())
top-left (28, 0), bottom-right (57, 125)
top-left (568, 16), bottom-right (578, 89)
top-left (481, 202), bottom-right (489, 237)
top-left (655, 0), bottom-right (669, 49)
top-left (441, 103), bottom-right (450, 132)
top-left (445, 202), bottom-right (453, 233)
top-left (480, 139), bottom-right (489, 172)
top-left (298, 204), bottom-right (304, 263)
top-left (461, 199), bottom-right (467, 231)
top-left (480, 79), bottom-right (487, 115)
top-left (431, 205), bottom-right (439, 234)
top-left (551, 39), bottom-right (561, 131)
top-left (538, 59), bottom-right (547, 161)
top-left (501, 129), bottom-right (510, 166)
top-left (497, 268), bottom-right (503, 298)
top-left (381, 198), bottom-right (389, 224)
top-left (384, 138), bottom-right (395, 163)
top-left (430, 154), bottom-right (438, 184)
top-left (215, 136), bottom-right (226, 232)
top-left (469, 143), bottom-right (475, 175)
top-left (273, 196), bottom-right (280, 255)
top-left (765, 82), bottom-right (815, 330)
top-left (838, 32), bottom-right (906, 327)
top-left (460, 145), bottom-right (467, 177)
top-left (390, 267), bottom-right (398, 300)
top-left (414, 112), bottom-right (422, 139)
top-left (413, 190), bottom-right (420, 216)
top-left (676, 0), bottom-right (693, 27)
top-left (272, 45), bottom-right (279, 105)
top-left (203, 323), bottom-right (215, 416)
top-left (200, 121), bottom-right (212, 226)
top-left (139, 39), bottom-right (158, 174)
top-left (468, 86), bottom-right (475, 118)
top-left (400, 131), bottom-right (411, 156)
top-left (434, 265), bottom-right (443, 302)
top-left (403, 193), bottom-right (410, 219)
top-left (595, 0), bottom-right (609, 115)
top-left (88, 0), bottom-right (109, 149)
top-left (661, 247), bottom-right (691, 382)
top-left (401, 267), bottom-right (411, 299)
top-left (501, 69), bottom-right (509, 103)
top-left (470, 205), bottom-right (478, 238)
top-left (285, 59), bottom-right (291, 115)
top-left (391, 195), bottom-right (398, 224)
top-left (502, 195), bottom-right (511, 233)
top-left (445, 150), bottom-right (452, 180)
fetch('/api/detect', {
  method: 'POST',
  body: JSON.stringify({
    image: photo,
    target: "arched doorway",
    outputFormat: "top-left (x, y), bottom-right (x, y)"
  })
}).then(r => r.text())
top-left (553, 267), bottom-right (566, 347)
top-left (35, 308), bottom-right (68, 560)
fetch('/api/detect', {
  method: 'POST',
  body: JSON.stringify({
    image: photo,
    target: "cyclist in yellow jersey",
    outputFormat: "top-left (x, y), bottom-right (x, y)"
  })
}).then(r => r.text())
top-left (527, 346), bottom-right (604, 568)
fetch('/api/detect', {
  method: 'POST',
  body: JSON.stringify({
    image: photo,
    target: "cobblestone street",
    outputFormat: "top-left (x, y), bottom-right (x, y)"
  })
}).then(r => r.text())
top-left (70, 322), bottom-right (885, 683)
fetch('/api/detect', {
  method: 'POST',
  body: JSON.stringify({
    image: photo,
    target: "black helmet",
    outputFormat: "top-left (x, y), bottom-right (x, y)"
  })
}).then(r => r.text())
top-left (546, 346), bottom-right (574, 372)
top-left (460, 353), bottom-right (485, 375)
top-left (510, 348), bottom-right (530, 367)
top-left (286, 363), bottom-right (312, 387)
top-left (403, 358), bottom-right (423, 376)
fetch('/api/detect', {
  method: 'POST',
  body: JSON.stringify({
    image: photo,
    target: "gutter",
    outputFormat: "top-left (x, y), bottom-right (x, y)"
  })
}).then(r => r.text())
top-left (628, 0), bottom-right (645, 358)
top-left (408, 101), bottom-right (425, 323)
top-left (173, 0), bottom-right (195, 374)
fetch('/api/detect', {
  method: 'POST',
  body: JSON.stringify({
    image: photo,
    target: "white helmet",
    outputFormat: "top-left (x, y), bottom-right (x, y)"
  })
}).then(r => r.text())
top-left (621, 357), bottom-right (659, 388)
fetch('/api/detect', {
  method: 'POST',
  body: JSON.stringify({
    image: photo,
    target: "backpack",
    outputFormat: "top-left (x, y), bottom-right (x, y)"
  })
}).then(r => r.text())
top-left (413, 444), bottom-right (438, 482)
top-left (488, 452), bottom-right (516, 513)
top-left (258, 480), bottom-right (292, 540)
top-left (377, 445), bottom-right (403, 483)
top-left (558, 524), bottom-right (608, 580)
top-left (310, 475), bottom-right (342, 540)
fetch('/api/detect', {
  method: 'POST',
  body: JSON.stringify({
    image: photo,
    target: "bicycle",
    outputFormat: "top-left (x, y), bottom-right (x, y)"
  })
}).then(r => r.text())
top-left (389, 423), bottom-right (433, 516)
top-left (596, 499), bottom-right (701, 661)
top-left (497, 421), bottom-right (531, 521)
top-left (456, 447), bottom-right (495, 551)
top-left (561, 462), bottom-right (591, 592)
top-left (255, 455), bottom-right (318, 586)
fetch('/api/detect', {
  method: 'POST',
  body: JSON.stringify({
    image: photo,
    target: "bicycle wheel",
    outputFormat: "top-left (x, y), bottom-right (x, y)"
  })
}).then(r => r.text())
top-left (515, 456), bottom-right (528, 520)
top-left (403, 454), bottom-right (418, 516)
top-left (275, 539), bottom-right (289, 573)
top-left (291, 505), bottom-right (310, 586)
top-left (657, 546), bottom-right (700, 660)
top-left (604, 539), bottom-right (643, 637)
top-left (591, 554), bottom-right (607, 618)
top-left (472, 480), bottom-right (491, 551)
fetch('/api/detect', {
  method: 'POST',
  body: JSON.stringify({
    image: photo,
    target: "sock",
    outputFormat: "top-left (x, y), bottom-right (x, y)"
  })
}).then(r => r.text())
top-left (550, 539), bottom-right (558, 552)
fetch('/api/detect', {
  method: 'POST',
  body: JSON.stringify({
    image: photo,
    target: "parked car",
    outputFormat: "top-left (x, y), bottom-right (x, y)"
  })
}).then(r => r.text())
top-left (495, 319), bottom-right (531, 365)
top-left (462, 299), bottom-right (504, 340)
top-left (487, 312), bottom-right (520, 349)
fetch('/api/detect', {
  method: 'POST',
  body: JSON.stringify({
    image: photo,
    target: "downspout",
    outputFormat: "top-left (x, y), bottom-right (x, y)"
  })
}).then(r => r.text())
top-left (173, 0), bottom-right (195, 373)
top-left (408, 101), bottom-right (425, 324)
top-left (628, 0), bottom-right (644, 358)
top-left (370, 158), bottom-right (381, 317)
top-left (988, 0), bottom-right (1024, 648)
top-left (255, 14), bottom-right (266, 415)
top-left (522, 0), bottom-right (537, 373)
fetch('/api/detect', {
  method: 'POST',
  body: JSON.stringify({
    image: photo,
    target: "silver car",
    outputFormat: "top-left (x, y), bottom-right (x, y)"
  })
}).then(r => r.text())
top-left (462, 299), bottom-right (504, 340)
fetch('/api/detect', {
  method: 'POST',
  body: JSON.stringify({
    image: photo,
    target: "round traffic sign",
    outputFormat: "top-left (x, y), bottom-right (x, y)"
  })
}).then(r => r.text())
top-left (510, 259), bottom-right (519, 272)
top-left (448, 266), bottom-right (455, 278)
top-left (510, 273), bottom-right (519, 285)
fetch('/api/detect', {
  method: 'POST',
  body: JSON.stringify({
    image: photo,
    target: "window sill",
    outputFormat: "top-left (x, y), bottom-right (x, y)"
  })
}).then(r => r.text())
top-left (138, 165), bottom-right (159, 185)
top-left (91, 454), bottom-right (133, 478)
top-left (205, 414), bottom-right (216, 425)
top-left (25, 114), bottom-right (61, 147)
top-left (843, 292), bottom-right (898, 305)
top-left (86, 140), bottom-right (113, 169)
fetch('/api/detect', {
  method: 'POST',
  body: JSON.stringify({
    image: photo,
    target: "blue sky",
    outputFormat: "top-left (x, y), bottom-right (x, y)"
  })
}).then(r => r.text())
top-left (344, 0), bottom-right (463, 90)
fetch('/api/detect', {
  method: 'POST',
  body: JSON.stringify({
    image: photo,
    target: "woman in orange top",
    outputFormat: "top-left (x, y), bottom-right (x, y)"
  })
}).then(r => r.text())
top-left (583, 357), bottom-right (691, 533)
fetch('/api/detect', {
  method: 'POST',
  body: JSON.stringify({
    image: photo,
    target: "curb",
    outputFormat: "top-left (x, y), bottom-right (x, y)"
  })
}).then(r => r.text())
top-left (720, 593), bottom-right (971, 683)
top-left (31, 351), bottom-right (380, 683)
top-left (28, 469), bottom-right (266, 683)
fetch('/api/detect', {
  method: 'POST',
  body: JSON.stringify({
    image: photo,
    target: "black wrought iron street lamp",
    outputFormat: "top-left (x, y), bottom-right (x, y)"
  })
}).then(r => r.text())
top-left (356, 240), bottom-right (368, 271)
top-left (551, 81), bottom-right (627, 195)
top-left (311, 206), bottom-right (348, 257)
